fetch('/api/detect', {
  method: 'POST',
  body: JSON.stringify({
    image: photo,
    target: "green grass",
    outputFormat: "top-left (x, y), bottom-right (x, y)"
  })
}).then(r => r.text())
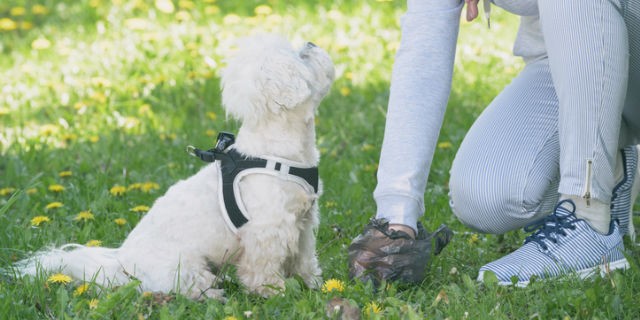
top-left (1, 0), bottom-right (639, 319)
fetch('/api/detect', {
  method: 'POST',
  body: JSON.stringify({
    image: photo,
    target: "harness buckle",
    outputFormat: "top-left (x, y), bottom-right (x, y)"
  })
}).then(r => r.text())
top-left (186, 145), bottom-right (197, 157)
top-left (215, 132), bottom-right (235, 152)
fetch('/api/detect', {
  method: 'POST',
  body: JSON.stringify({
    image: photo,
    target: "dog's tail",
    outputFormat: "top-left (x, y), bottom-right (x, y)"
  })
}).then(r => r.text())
top-left (13, 244), bottom-right (128, 286)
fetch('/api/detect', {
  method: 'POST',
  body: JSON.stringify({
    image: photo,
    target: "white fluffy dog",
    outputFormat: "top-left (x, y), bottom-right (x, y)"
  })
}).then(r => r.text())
top-left (15, 35), bottom-right (335, 300)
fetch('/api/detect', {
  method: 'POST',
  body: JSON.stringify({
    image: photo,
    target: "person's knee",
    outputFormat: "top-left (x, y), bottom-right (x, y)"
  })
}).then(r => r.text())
top-left (448, 160), bottom-right (523, 234)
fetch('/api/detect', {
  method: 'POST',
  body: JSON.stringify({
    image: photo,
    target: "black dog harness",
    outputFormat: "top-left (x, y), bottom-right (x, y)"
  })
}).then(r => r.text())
top-left (187, 132), bottom-right (319, 233)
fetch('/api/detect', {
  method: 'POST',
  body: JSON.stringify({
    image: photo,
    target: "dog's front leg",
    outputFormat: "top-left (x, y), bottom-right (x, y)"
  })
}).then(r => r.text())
top-left (236, 220), bottom-right (300, 297)
top-left (286, 205), bottom-right (322, 289)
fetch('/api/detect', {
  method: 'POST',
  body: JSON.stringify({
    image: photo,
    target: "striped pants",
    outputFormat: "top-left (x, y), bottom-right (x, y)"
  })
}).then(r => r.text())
top-left (449, 0), bottom-right (640, 233)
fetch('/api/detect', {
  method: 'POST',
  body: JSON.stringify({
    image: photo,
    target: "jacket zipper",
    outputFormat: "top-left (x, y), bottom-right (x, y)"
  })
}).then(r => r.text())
top-left (582, 159), bottom-right (593, 207)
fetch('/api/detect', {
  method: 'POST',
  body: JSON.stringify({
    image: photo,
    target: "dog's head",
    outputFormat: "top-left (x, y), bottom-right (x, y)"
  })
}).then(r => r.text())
top-left (220, 35), bottom-right (334, 124)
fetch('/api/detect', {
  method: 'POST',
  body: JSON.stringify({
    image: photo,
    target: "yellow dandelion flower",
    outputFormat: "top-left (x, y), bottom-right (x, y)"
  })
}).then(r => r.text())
top-left (74, 211), bottom-right (95, 222)
top-left (178, 0), bottom-right (195, 9)
top-left (45, 201), bottom-right (63, 210)
top-left (86, 240), bottom-right (102, 247)
top-left (339, 87), bottom-right (351, 96)
top-left (73, 283), bottom-right (89, 296)
top-left (364, 301), bottom-right (383, 315)
top-left (468, 233), bottom-right (479, 245)
top-left (223, 316), bottom-right (238, 320)
top-left (39, 124), bottom-right (59, 136)
top-left (254, 5), bottom-right (272, 15)
top-left (155, 0), bottom-right (175, 13)
top-left (113, 218), bottom-right (127, 226)
top-left (360, 144), bottom-right (374, 152)
top-left (180, 11), bottom-right (194, 24)
top-left (131, 205), bottom-right (150, 213)
top-left (48, 184), bottom-right (65, 193)
top-left (206, 111), bottom-right (217, 121)
top-left (20, 21), bottom-right (33, 30)
top-left (141, 182), bottom-right (159, 193)
top-left (321, 278), bottom-right (345, 293)
top-left (59, 171), bottom-right (73, 178)
top-left (26, 188), bottom-right (38, 195)
top-left (32, 5), bottom-right (49, 15)
top-left (31, 216), bottom-right (50, 227)
top-left (109, 185), bottom-right (126, 196)
top-left (31, 37), bottom-right (51, 50)
top-left (437, 141), bottom-right (453, 149)
top-left (0, 18), bottom-right (18, 31)
top-left (47, 273), bottom-right (72, 284)
top-left (127, 183), bottom-right (143, 191)
top-left (206, 129), bottom-right (216, 137)
top-left (205, 5), bottom-right (220, 15)
top-left (88, 298), bottom-right (99, 309)
top-left (223, 14), bottom-right (241, 25)
top-left (10, 7), bottom-right (26, 16)
top-left (0, 187), bottom-right (16, 196)
top-left (89, 135), bottom-right (100, 143)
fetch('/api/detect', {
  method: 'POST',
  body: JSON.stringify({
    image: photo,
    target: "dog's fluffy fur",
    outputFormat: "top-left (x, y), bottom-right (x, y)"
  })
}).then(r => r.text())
top-left (15, 35), bottom-right (335, 300)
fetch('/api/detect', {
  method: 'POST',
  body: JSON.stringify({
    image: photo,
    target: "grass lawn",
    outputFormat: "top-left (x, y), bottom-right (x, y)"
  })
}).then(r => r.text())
top-left (1, 0), bottom-right (639, 319)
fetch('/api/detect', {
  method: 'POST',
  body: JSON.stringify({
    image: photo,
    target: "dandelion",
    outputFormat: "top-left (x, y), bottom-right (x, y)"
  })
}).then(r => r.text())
top-left (59, 171), bottom-right (73, 178)
top-left (26, 188), bottom-right (38, 195)
top-left (47, 273), bottom-right (72, 284)
top-left (321, 278), bottom-right (345, 293)
top-left (339, 87), bottom-right (351, 96)
top-left (205, 5), bottom-right (220, 15)
top-left (254, 5), bottom-right (272, 15)
top-left (31, 37), bottom-right (51, 50)
top-left (39, 124), bottom-right (59, 136)
top-left (88, 299), bottom-right (99, 309)
top-left (89, 135), bottom-right (100, 143)
top-left (48, 184), bottom-right (65, 193)
top-left (32, 4), bottom-right (49, 15)
top-left (73, 283), bottom-right (89, 296)
top-left (0, 187), bottom-right (16, 196)
top-left (10, 7), bottom-right (26, 16)
top-left (86, 240), bottom-right (102, 247)
top-left (206, 111), bottom-right (217, 120)
top-left (127, 183), bottom-right (143, 191)
top-left (114, 218), bottom-right (127, 226)
top-left (155, 0), bottom-right (175, 13)
top-left (0, 18), bottom-right (18, 31)
top-left (437, 141), bottom-right (453, 149)
top-left (223, 14), bottom-right (241, 25)
top-left (364, 301), bottom-right (383, 315)
top-left (223, 316), bottom-right (238, 320)
top-left (131, 205), bottom-right (150, 213)
top-left (206, 129), bottom-right (216, 137)
top-left (31, 216), bottom-right (51, 227)
top-left (468, 233), bottom-right (480, 245)
top-left (45, 201), bottom-right (63, 210)
top-left (141, 182), bottom-right (159, 193)
top-left (74, 211), bottom-right (95, 222)
top-left (109, 185), bottom-right (126, 196)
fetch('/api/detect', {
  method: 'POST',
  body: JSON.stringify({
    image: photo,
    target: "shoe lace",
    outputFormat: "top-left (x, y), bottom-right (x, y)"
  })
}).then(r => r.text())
top-left (523, 199), bottom-right (579, 251)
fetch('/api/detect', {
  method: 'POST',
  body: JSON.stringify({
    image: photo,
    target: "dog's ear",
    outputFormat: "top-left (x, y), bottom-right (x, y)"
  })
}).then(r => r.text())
top-left (221, 36), bottom-right (313, 123)
top-left (261, 54), bottom-right (312, 113)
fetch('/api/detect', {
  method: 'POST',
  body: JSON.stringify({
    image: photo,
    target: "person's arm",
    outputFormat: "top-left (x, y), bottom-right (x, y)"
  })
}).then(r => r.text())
top-left (374, 0), bottom-right (464, 231)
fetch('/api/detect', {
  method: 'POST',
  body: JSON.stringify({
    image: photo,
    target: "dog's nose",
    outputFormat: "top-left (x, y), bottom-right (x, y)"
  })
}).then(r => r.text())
top-left (306, 42), bottom-right (317, 48)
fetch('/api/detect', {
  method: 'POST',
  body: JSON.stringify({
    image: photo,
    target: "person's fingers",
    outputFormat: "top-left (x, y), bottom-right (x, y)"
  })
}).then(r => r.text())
top-left (465, 0), bottom-right (479, 21)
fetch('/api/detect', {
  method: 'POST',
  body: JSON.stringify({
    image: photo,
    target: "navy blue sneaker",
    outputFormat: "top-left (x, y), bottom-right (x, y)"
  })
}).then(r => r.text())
top-left (611, 145), bottom-right (639, 241)
top-left (478, 200), bottom-right (629, 286)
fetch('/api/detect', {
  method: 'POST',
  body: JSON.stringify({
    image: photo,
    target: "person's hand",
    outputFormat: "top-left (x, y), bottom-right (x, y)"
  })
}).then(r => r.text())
top-left (465, 0), bottom-right (480, 21)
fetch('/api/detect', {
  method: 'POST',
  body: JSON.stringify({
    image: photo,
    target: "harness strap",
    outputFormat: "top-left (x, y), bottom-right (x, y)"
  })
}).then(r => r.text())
top-left (188, 132), bottom-right (319, 230)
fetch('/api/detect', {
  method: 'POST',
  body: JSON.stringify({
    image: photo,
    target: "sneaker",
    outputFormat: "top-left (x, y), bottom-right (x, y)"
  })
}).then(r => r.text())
top-left (477, 200), bottom-right (629, 286)
top-left (611, 145), bottom-right (640, 241)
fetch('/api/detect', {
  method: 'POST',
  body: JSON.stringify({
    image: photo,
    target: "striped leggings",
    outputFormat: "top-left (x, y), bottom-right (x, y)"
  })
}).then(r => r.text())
top-left (449, 0), bottom-right (640, 233)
